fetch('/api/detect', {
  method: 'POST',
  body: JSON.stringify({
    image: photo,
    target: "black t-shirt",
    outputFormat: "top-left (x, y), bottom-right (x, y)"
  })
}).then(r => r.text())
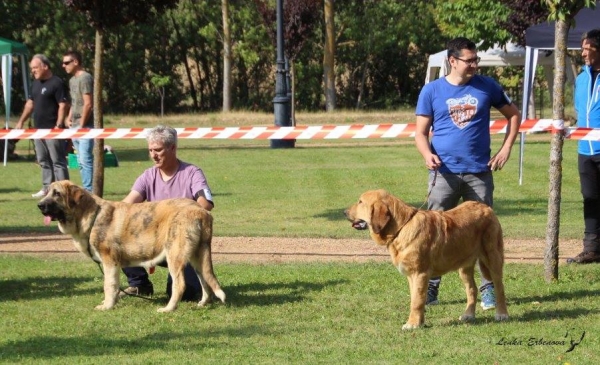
top-left (29, 75), bottom-right (69, 128)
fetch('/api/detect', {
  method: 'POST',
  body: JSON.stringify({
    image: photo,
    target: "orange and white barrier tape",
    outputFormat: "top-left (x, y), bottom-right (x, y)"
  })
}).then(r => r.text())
top-left (0, 119), bottom-right (596, 140)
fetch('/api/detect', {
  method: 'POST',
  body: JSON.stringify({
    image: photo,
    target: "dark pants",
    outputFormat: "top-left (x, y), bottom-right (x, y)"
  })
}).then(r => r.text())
top-left (123, 264), bottom-right (202, 301)
top-left (428, 171), bottom-right (494, 291)
top-left (578, 154), bottom-right (600, 252)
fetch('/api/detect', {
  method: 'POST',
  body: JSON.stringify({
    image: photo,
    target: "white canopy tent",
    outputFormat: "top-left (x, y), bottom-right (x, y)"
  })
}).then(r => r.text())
top-left (1, 37), bottom-right (30, 166)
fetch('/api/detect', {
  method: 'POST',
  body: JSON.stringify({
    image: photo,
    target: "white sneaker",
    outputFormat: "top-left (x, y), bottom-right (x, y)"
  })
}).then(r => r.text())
top-left (31, 189), bottom-right (47, 198)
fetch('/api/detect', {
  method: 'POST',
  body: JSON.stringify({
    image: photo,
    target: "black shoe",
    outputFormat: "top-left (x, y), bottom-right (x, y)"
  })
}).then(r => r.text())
top-left (166, 284), bottom-right (200, 302)
top-left (426, 283), bottom-right (439, 305)
top-left (119, 284), bottom-right (154, 298)
top-left (566, 251), bottom-right (600, 264)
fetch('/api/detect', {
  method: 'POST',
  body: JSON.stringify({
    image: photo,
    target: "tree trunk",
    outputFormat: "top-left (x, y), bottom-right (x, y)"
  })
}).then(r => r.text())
top-left (92, 28), bottom-right (105, 198)
top-left (290, 61), bottom-right (296, 125)
top-left (545, 19), bottom-right (569, 282)
top-left (323, 0), bottom-right (336, 112)
top-left (356, 59), bottom-right (368, 110)
top-left (170, 13), bottom-right (199, 110)
top-left (222, 0), bottom-right (232, 112)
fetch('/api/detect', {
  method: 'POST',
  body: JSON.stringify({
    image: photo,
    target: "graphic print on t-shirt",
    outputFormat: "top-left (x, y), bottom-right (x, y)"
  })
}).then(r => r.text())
top-left (446, 94), bottom-right (478, 129)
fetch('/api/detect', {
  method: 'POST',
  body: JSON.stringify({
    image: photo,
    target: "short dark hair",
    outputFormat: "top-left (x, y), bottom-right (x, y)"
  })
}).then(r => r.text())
top-left (63, 50), bottom-right (83, 65)
top-left (447, 37), bottom-right (477, 59)
top-left (582, 28), bottom-right (600, 49)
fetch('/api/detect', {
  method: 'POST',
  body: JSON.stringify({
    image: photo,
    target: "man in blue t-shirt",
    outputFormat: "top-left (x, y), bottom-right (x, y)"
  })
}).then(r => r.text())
top-left (414, 37), bottom-right (521, 310)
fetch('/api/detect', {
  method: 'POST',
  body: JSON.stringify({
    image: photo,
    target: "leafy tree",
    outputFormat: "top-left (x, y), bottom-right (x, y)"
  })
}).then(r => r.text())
top-left (432, 0), bottom-right (512, 49)
top-left (324, 0), bottom-right (335, 111)
top-left (432, 0), bottom-right (552, 47)
top-left (222, 0), bottom-right (232, 112)
top-left (499, 0), bottom-right (549, 46)
top-left (150, 75), bottom-right (171, 117)
top-left (254, 0), bottom-right (322, 119)
top-left (62, 0), bottom-right (178, 196)
top-left (334, 0), bottom-right (443, 108)
top-left (542, 0), bottom-right (596, 282)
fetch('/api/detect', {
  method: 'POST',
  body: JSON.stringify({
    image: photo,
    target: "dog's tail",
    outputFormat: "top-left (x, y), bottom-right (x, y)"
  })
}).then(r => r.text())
top-left (479, 214), bottom-right (504, 282)
top-left (196, 213), bottom-right (226, 304)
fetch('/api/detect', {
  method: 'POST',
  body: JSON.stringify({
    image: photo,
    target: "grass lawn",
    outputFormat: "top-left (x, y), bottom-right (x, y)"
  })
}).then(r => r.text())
top-left (1, 111), bottom-right (596, 363)
top-left (0, 129), bottom-right (585, 239)
top-left (0, 256), bottom-right (598, 364)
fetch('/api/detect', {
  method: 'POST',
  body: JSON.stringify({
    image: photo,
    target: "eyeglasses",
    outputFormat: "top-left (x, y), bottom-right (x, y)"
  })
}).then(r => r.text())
top-left (454, 56), bottom-right (481, 66)
top-left (62, 60), bottom-right (73, 66)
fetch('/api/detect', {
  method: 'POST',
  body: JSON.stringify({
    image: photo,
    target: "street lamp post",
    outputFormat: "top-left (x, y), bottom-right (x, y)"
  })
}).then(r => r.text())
top-left (271, 0), bottom-right (295, 148)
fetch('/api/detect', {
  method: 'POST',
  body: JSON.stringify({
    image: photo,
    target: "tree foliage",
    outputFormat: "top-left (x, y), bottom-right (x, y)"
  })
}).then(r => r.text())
top-left (254, 0), bottom-right (322, 61)
top-left (499, 0), bottom-right (549, 46)
top-left (62, 0), bottom-right (178, 29)
top-left (3, 0), bottom-right (569, 114)
top-left (432, 0), bottom-right (512, 49)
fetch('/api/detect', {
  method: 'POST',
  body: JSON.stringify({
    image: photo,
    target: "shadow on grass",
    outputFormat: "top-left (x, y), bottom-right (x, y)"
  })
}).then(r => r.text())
top-left (0, 275), bottom-right (98, 301)
top-left (428, 288), bottom-right (600, 326)
top-left (224, 279), bottom-right (348, 307)
top-left (0, 325), bottom-right (270, 360)
top-left (108, 147), bottom-right (148, 162)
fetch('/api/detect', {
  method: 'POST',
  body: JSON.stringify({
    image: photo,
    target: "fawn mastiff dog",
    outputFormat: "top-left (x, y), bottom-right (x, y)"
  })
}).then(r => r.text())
top-left (345, 189), bottom-right (508, 329)
top-left (37, 180), bottom-right (226, 312)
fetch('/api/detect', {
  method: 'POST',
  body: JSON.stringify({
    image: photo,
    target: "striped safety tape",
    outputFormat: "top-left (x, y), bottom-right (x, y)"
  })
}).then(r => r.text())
top-left (0, 119), bottom-right (592, 140)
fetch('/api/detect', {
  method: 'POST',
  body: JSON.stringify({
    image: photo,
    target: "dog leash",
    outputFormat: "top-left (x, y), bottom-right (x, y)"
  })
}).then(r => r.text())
top-left (418, 168), bottom-right (438, 210)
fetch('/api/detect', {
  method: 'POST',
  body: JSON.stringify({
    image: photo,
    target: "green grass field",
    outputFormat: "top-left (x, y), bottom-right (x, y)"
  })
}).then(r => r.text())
top-left (0, 256), bottom-right (598, 364)
top-left (0, 128), bottom-right (585, 239)
top-left (1, 111), bottom-right (597, 364)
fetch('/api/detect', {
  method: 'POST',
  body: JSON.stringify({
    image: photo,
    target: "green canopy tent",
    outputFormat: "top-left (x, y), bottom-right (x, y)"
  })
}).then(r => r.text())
top-left (1, 37), bottom-right (30, 166)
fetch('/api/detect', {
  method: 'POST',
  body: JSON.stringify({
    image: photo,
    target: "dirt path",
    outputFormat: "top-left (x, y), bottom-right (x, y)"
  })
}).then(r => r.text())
top-left (0, 233), bottom-right (583, 264)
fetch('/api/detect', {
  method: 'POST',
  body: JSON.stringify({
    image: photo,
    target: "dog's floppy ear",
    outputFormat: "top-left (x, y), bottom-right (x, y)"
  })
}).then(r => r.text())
top-left (66, 183), bottom-right (85, 209)
top-left (370, 200), bottom-right (390, 234)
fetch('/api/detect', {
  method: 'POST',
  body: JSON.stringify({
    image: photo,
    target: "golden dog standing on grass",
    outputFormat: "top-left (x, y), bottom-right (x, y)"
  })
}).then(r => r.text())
top-left (345, 189), bottom-right (508, 329)
top-left (37, 180), bottom-right (226, 312)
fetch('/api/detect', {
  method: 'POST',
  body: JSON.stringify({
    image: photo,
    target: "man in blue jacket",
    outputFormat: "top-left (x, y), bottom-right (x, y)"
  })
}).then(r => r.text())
top-left (569, 28), bottom-right (600, 264)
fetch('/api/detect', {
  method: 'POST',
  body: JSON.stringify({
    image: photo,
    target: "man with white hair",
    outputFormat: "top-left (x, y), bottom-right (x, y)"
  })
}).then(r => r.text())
top-left (120, 125), bottom-right (215, 301)
top-left (16, 54), bottom-right (70, 198)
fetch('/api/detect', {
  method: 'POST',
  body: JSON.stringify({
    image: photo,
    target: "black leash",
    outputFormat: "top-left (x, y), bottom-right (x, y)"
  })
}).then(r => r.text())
top-left (418, 169), bottom-right (438, 210)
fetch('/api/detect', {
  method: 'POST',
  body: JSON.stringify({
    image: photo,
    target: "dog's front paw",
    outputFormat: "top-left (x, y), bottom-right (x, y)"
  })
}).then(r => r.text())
top-left (94, 303), bottom-right (113, 310)
top-left (157, 306), bottom-right (176, 313)
top-left (495, 313), bottom-right (509, 321)
top-left (198, 296), bottom-right (213, 307)
top-left (402, 323), bottom-right (422, 330)
top-left (459, 314), bottom-right (475, 322)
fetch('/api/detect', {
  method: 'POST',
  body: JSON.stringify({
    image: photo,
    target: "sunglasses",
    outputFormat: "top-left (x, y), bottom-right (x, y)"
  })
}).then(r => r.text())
top-left (62, 60), bottom-right (74, 66)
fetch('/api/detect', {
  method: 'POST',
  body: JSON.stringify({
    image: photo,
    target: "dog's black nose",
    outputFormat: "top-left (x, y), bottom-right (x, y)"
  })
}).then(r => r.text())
top-left (37, 201), bottom-right (48, 211)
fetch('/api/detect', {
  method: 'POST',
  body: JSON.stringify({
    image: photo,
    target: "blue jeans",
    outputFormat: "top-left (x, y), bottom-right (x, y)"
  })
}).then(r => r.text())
top-left (73, 138), bottom-right (94, 192)
top-left (427, 171), bottom-right (494, 290)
